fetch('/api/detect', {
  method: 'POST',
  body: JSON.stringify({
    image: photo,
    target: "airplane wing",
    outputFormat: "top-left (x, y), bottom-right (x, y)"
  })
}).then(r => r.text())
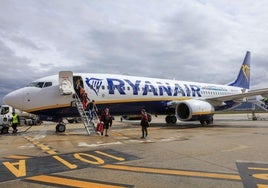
top-left (207, 88), bottom-right (268, 104)
top-left (167, 88), bottom-right (268, 108)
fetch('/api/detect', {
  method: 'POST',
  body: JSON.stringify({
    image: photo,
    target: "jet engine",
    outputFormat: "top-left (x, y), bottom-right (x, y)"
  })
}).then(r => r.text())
top-left (175, 99), bottom-right (215, 124)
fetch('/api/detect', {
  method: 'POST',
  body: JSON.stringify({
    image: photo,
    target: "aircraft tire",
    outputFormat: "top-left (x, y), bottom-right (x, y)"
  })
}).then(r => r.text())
top-left (170, 115), bottom-right (177, 124)
top-left (67, 119), bottom-right (74, 123)
top-left (56, 123), bottom-right (66, 133)
top-left (205, 117), bottom-right (213, 125)
top-left (165, 115), bottom-right (171, 123)
top-left (200, 120), bottom-right (205, 125)
top-left (1, 127), bottom-right (9, 134)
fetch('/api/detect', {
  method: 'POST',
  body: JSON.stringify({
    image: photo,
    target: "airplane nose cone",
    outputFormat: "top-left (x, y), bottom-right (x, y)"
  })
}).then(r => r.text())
top-left (3, 89), bottom-right (23, 110)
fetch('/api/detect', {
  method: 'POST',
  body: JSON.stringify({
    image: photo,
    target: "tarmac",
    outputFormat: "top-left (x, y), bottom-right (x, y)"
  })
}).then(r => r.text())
top-left (0, 113), bottom-right (268, 188)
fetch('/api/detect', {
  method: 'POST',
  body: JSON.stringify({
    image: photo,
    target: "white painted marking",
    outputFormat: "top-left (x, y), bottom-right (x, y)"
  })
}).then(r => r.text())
top-left (78, 142), bottom-right (122, 147)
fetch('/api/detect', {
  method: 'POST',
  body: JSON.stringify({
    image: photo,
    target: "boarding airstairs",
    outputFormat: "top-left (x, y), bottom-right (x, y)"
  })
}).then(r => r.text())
top-left (248, 100), bottom-right (268, 121)
top-left (58, 71), bottom-right (96, 135)
top-left (254, 100), bottom-right (268, 112)
top-left (73, 94), bottom-right (96, 135)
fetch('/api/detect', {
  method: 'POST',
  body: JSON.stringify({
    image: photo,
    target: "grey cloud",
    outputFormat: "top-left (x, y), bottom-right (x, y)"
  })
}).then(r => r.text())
top-left (1, 0), bottom-right (268, 104)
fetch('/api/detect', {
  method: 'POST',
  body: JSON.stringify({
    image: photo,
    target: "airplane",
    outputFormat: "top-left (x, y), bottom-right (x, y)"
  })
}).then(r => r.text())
top-left (3, 51), bottom-right (268, 133)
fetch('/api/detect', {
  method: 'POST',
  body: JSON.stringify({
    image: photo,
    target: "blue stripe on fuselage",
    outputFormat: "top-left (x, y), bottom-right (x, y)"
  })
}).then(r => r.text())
top-left (35, 99), bottom-right (238, 122)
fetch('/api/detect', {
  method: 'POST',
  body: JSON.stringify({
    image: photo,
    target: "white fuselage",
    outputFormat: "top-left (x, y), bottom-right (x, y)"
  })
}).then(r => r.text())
top-left (3, 73), bottom-right (242, 116)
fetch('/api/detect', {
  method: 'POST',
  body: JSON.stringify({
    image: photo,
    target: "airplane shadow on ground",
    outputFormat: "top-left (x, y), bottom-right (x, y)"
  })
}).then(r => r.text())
top-left (147, 122), bottom-right (268, 129)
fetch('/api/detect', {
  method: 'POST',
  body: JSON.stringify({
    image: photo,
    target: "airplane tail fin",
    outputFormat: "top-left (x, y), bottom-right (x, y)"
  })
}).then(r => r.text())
top-left (228, 51), bottom-right (251, 89)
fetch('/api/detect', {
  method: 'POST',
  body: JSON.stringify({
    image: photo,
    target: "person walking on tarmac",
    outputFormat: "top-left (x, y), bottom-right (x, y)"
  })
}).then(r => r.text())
top-left (11, 112), bottom-right (20, 133)
top-left (140, 109), bottom-right (149, 139)
top-left (100, 108), bottom-right (113, 136)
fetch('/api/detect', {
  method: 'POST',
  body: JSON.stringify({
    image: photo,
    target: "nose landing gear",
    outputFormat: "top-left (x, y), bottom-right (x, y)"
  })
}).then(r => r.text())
top-left (56, 123), bottom-right (66, 133)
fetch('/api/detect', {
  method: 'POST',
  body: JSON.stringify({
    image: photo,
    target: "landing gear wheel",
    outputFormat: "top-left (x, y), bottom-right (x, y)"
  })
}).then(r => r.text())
top-left (165, 115), bottom-right (171, 123)
top-left (205, 117), bottom-right (214, 125)
top-left (1, 127), bottom-right (9, 134)
top-left (56, 123), bottom-right (66, 133)
top-left (165, 115), bottom-right (177, 124)
top-left (200, 120), bottom-right (205, 125)
top-left (67, 119), bottom-right (74, 123)
top-left (170, 115), bottom-right (177, 124)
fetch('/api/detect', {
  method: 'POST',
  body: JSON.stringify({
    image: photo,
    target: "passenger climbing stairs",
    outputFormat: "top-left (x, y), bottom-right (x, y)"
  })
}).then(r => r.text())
top-left (73, 95), bottom-right (96, 135)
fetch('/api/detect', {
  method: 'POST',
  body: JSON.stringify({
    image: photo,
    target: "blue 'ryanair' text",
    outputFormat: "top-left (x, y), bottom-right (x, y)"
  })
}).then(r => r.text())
top-left (86, 77), bottom-right (202, 97)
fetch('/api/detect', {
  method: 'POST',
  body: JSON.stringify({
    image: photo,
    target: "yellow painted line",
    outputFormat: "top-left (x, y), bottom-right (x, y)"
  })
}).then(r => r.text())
top-left (26, 175), bottom-right (128, 188)
top-left (6, 155), bottom-right (31, 159)
top-left (53, 155), bottom-right (77, 169)
top-left (3, 160), bottom-right (26, 177)
top-left (257, 184), bottom-right (268, 188)
top-left (111, 132), bottom-right (124, 136)
top-left (32, 141), bottom-right (40, 145)
top-left (37, 143), bottom-right (49, 150)
top-left (46, 150), bottom-right (57, 155)
top-left (102, 164), bottom-right (241, 181)
top-left (24, 136), bottom-right (58, 155)
top-left (95, 151), bottom-right (125, 162)
top-left (248, 167), bottom-right (268, 171)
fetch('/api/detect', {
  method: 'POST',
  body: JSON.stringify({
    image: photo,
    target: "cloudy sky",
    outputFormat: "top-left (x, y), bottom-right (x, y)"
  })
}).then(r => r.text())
top-left (1, 0), bottom-right (268, 104)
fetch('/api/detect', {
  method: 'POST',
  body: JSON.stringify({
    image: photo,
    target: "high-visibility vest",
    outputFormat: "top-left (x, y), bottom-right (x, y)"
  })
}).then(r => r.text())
top-left (12, 114), bottom-right (19, 124)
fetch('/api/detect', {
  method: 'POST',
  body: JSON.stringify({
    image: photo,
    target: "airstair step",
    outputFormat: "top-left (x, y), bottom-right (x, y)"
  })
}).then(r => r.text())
top-left (73, 94), bottom-right (96, 135)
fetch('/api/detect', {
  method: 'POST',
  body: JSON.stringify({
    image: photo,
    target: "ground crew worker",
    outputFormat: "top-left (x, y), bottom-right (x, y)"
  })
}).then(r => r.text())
top-left (11, 112), bottom-right (20, 133)
top-left (264, 97), bottom-right (268, 105)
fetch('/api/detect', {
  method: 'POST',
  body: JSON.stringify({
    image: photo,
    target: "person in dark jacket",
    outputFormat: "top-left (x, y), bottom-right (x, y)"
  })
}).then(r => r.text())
top-left (87, 100), bottom-right (98, 121)
top-left (100, 108), bottom-right (112, 136)
top-left (140, 109), bottom-right (149, 139)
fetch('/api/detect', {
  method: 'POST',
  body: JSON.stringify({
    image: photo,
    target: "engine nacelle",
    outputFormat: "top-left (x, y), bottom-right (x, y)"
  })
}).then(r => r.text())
top-left (175, 99), bottom-right (215, 121)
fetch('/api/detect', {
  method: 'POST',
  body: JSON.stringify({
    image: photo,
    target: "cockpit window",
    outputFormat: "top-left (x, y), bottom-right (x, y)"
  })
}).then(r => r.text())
top-left (27, 82), bottom-right (52, 88)
top-left (44, 82), bottom-right (52, 87)
top-left (28, 82), bottom-right (44, 88)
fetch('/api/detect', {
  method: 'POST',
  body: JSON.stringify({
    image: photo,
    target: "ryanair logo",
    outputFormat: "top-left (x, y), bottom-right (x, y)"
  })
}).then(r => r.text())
top-left (85, 77), bottom-right (203, 97)
top-left (85, 77), bottom-right (103, 96)
top-left (242, 64), bottom-right (250, 81)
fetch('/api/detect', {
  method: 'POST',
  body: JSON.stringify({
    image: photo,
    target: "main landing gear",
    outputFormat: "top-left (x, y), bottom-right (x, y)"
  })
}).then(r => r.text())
top-left (165, 115), bottom-right (177, 124)
top-left (165, 115), bottom-right (214, 125)
top-left (199, 117), bottom-right (214, 125)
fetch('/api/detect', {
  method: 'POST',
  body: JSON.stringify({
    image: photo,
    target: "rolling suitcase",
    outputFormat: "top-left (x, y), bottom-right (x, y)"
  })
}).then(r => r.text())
top-left (96, 122), bottom-right (104, 133)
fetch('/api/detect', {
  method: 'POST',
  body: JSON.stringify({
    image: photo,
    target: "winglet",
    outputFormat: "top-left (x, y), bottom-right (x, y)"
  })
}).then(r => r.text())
top-left (229, 51), bottom-right (251, 89)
